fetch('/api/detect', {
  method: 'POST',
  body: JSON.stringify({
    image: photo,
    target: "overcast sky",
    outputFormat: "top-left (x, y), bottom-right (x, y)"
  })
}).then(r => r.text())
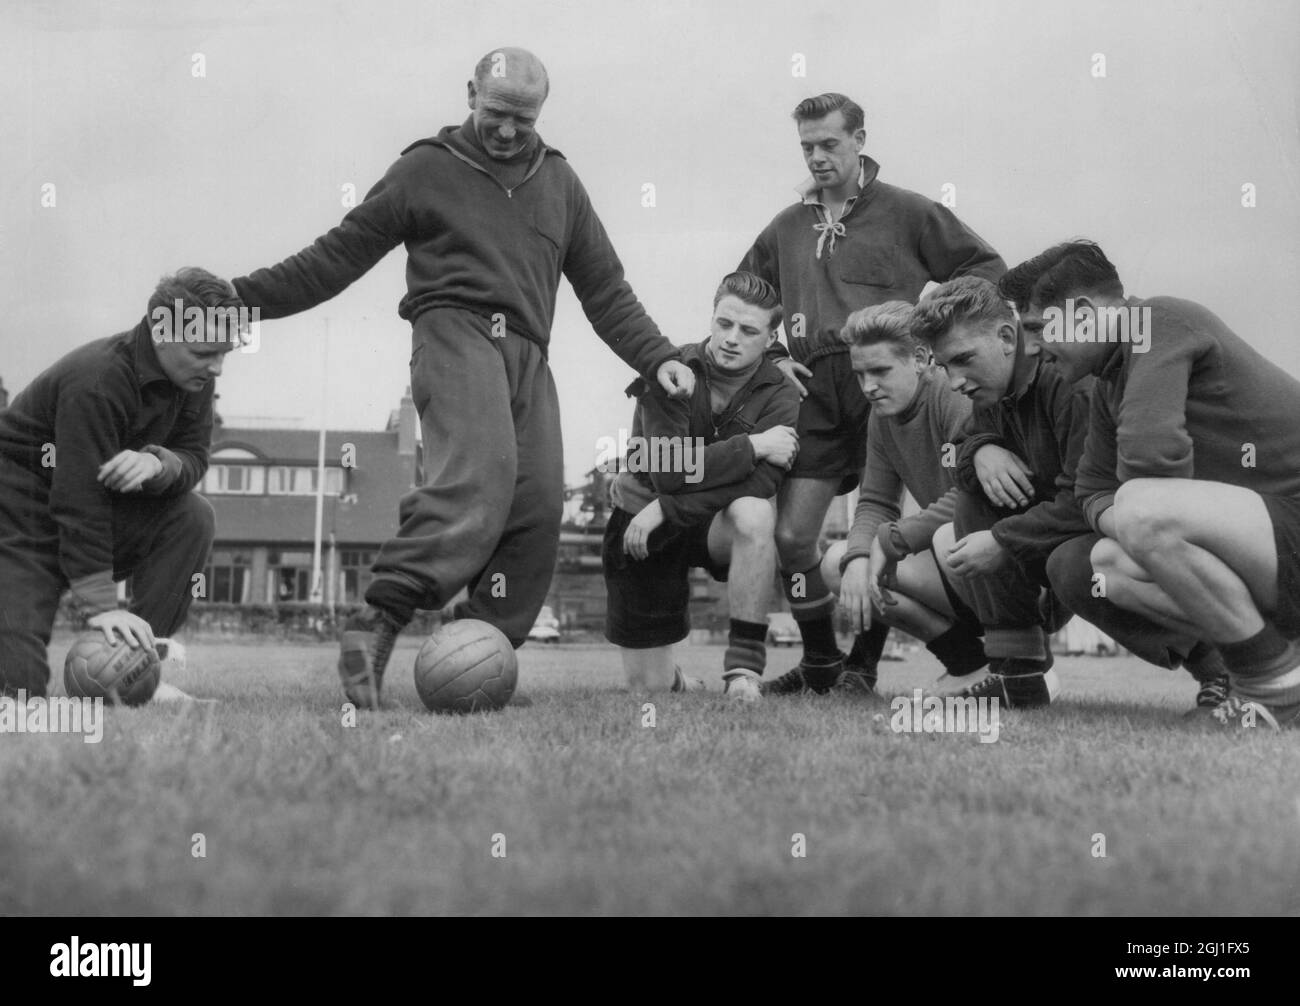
top-left (3, 0), bottom-right (1297, 485)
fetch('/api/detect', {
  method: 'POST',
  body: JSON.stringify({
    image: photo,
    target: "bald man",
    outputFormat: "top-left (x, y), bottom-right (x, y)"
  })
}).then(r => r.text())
top-left (232, 48), bottom-right (695, 708)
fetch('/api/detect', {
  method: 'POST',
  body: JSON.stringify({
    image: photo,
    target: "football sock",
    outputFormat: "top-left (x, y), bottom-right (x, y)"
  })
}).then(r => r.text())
top-left (782, 562), bottom-right (839, 661)
top-left (363, 579), bottom-right (418, 628)
top-left (1217, 624), bottom-right (1289, 679)
top-left (1183, 641), bottom-right (1228, 684)
top-left (724, 619), bottom-right (768, 678)
top-left (927, 622), bottom-right (988, 677)
top-left (846, 620), bottom-right (890, 686)
top-left (983, 627), bottom-right (1048, 665)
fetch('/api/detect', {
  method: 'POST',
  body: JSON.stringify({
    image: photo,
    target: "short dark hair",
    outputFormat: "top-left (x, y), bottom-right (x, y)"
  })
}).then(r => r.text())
top-left (148, 267), bottom-right (242, 317)
top-left (791, 93), bottom-right (865, 134)
top-left (1020, 240), bottom-right (1124, 310)
top-left (910, 277), bottom-right (1014, 348)
top-left (840, 301), bottom-right (917, 356)
top-left (714, 271), bottom-right (782, 329)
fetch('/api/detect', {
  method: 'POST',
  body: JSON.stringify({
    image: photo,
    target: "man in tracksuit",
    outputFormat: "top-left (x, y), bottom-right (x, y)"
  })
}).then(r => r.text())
top-left (0, 268), bottom-right (230, 697)
top-left (603, 272), bottom-right (800, 701)
top-left (737, 92), bottom-right (1005, 696)
top-left (1020, 241), bottom-right (1300, 729)
top-left (911, 277), bottom-right (1093, 708)
top-left (230, 48), bottom-right (695, 708)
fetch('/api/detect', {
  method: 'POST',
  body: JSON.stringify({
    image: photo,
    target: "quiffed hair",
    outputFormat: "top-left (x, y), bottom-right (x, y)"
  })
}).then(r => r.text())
top-left (791, 93), bottom-right (865, 133)
top-left (839, 300), bottom-right (917, 355)
top-left (714, 271), bottom-right (782, 329)
top-left (1026, 240), bottom-right (1124, 309)
top-left (910, 276), bottom-right (1014, 348)
top-left (147, 267), bottom-right (242, 317)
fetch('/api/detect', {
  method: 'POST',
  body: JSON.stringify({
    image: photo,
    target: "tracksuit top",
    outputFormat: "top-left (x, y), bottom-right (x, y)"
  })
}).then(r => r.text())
top-left (1074, 296), bottom-right (1300, 529)
top-left (843, 368), bottom-right (971, 565)
top-left (737, 156), bottom-right (1005, 365)
top-left (232, 120), bottom-right (680, 383)
top-left (954, 353), bottom-right (1093, 568)
top-left (610, 340), bottom-right (801, 527)
top-left (0, 321), bottom-right (212, 593)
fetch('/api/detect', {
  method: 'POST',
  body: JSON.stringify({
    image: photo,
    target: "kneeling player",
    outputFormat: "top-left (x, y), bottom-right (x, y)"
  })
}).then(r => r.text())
top-left (821, 301), bottom-right (988, 692)
top-left (602, 272), bottom-right (800, 700)
top-left (912, 277), bottom-right (1093, 708)
top-left (0, 268), bottom-right (235, 697)
top-left (1019, 241), bottom-right (1300, 728)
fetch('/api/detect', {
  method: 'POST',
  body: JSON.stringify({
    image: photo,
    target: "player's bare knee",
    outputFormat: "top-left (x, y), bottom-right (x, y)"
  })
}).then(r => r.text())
top-left (1114, 482), bottom-right (1180, 558)
top-left (726, 497), bottom-right (774, 541)
top-left (773, 520), bottom-right (814, 566)
top-left (1089, 535), bottom-right (1127, 575)
top-left (932, 522), bottom-right (956, 560)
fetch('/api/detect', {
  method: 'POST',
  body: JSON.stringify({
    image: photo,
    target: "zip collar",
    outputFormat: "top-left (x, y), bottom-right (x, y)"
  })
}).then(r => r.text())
top-left (402, 125), bottom-right (565, 198)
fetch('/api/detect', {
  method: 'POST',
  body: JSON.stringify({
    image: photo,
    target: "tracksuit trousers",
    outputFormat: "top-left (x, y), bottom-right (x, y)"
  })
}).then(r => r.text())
top-left (365, 308), bottom-right (564, 647)
top-left (0, 456), bottom-right (214, 697)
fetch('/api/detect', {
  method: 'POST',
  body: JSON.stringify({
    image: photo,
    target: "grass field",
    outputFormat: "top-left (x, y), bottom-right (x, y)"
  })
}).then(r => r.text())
top-left (2, 634), bottom-right (1298, 916)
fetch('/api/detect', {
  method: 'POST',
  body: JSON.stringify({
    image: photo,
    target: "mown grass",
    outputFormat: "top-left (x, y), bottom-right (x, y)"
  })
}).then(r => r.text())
top-left (1, 636), bottom-right (1297, 916)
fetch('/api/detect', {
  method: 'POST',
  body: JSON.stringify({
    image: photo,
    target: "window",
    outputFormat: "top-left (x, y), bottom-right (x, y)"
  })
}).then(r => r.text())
top-left (267, 466), bottom-right (345, 496)
top-left (337, 549), bottom-right (376, 604)
top-left (201, 464), bottom-right (265, 495)
top-left (267, 549), bottom-right (315, 601)
top-left (203, 550), bottom-right (252, 603)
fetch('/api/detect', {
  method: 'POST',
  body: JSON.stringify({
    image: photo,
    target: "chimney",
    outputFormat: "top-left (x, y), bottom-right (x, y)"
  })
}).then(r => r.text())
top-left (398, 386), bottom-right (416, 456)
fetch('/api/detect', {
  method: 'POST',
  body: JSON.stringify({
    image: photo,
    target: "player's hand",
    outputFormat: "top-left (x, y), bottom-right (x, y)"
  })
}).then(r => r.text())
top-left (945, 530), bottom-right (1008, 579)
top-left (868, 537), bottom-right (899, 614)
top-left (839, 556), bottom-right (874, 632)
top-left (748, 425), bottom-right (798, 469)
top-left (623, 499), bottom-right (665, 560)
top-left (98, 449), bottom-right (163, 493)
top-left (87, 610), bottom-right (157, 652)
top-left (775, 358), bottom-right (812, 399)
top-left (656, 360), bottom-right (696, 400)
top-left (973, 444), bottom-right (1034, 508)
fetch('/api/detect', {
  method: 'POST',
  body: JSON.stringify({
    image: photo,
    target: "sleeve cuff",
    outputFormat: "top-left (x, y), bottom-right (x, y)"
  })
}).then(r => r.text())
top-left (875, 522), bottom-right (912, 562)
top-left (140, 445), bottom-right (181, 491)
top-left (68, 571), bottom-right (119, 618)
top-left (838, 548), bottom-right (871, 575)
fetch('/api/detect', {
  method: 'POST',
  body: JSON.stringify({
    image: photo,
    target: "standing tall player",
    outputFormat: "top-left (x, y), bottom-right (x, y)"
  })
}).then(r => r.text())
top-left (1021, 241), bottom-right (1300, 728)
top-left (737, 93), bottom-right (1004, 695)
top-left (230, 49), bottom-right (695, 709)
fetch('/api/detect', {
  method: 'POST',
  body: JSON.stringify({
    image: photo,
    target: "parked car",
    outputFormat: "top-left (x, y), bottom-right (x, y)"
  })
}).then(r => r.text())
top-left (766, 612), bottom-right (800, 647)
top-left (528, 606), bottom-right (561, 643)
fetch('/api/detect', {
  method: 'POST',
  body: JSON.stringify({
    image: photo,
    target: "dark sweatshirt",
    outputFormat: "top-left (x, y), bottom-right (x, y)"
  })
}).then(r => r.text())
top-left (610, 340), bottom-right (800, 527)
top-left (954, 354), bottom-right (1093, 569)
top-left (0, 320), bottom-right (212, 597)
top-left (844, 368), bottom-right (971, 565)
top-left (738, 156), bottom-right (1005, 364)
top-left (233, 120), bottom-right (679, 382)
top-left (1075, 296), bottom-right (1300, 529)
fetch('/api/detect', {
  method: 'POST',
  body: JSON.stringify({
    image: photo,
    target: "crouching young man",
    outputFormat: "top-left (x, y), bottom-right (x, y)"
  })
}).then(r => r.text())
top-left (0, 268), bottom-right (235, 698)
top-left (912, 277), bottom-right (1093, 708)
top-left (821, 301), bottom-right (988, 693)
top-left (602, 272), bottom-right (801, 701)
top-left (1019, 241), bottom-right (1300, 728)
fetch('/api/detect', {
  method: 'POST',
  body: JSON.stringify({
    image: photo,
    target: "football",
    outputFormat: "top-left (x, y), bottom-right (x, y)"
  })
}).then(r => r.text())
top-left (414, 619), bottom-right (518, 714)
top-left (63, 632), bottom-right (162, 707)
